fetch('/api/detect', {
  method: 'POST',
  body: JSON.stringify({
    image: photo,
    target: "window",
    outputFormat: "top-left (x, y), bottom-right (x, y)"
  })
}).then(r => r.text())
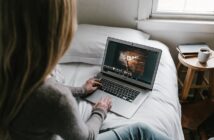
top-left (151, 0), bottom-right (214, 20)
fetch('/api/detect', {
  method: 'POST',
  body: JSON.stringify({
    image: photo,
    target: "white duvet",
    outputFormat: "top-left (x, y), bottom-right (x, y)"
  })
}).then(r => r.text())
top-left (58, 40), bottom-right (184, 140)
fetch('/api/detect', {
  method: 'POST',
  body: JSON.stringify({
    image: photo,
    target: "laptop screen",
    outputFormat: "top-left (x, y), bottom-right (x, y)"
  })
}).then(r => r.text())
top-left (101, 38), bottom-right (162, 89)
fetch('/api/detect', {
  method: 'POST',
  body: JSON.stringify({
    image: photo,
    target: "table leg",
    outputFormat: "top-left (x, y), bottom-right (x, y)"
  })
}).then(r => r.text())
top-left (209, 69), bottom-right (214, 99)
top-left (195, 71), bottom-right (204, 98)
top-left (181, 68), bottom-right (195, 100)
top-left (177, 62), bottom-right (181, 70)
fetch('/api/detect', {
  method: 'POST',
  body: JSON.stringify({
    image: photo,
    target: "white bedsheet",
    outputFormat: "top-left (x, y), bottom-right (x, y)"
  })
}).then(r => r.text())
top-left (58, 40), bottom-right (184, 140)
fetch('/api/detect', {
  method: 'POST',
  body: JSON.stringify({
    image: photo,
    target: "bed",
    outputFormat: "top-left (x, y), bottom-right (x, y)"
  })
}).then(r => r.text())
top-left (55, 24), bottom-right (184, 140)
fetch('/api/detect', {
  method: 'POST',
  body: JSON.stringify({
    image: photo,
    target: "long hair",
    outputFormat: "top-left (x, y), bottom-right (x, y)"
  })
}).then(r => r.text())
top-left (0, 0), bottom-right (77, 139)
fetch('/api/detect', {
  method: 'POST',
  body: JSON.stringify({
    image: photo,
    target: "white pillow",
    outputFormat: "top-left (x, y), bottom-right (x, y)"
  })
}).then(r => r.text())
top-left (59, 24), bottom-right (150, 65)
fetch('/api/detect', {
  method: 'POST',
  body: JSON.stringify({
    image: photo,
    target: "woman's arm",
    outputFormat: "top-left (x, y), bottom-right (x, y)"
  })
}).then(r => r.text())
top-left (67, 86), bottom-right (86, 97)
top-left (67, 78), bottom-right (101, 97)
top-left (49, 84), bottom-right (107, 140)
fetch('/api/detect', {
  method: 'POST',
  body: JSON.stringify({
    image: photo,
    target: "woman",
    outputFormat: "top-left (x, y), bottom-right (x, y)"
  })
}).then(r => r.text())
top-left (0, 0), bottom-right (170, 139)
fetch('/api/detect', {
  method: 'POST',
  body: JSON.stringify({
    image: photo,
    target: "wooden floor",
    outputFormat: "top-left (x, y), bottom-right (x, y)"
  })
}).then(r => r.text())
top-left (183, 128), bottom-right (199, 140)
top-left (178, 82), bottom-right (214, 140)
top-left (183, 122), bottom-right (214, 140)
top-left (182, 100), bottom-right (214, 140)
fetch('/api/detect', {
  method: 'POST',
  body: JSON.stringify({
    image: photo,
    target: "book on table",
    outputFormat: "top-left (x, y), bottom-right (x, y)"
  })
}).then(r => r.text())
top-left (176, 43), bottom-right (210, 58)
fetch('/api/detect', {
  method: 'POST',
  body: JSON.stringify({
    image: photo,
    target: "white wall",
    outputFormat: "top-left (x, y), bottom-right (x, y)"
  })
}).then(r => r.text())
top-left (77, 0), bottom-right (139, 28)
top-left (77, 0), bottom-right (214, 63)
top-left (138, 20), bottom-right (214, 63)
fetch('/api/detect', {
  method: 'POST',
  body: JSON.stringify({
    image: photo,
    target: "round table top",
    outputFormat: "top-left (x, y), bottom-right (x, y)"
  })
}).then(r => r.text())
top-left (178, 50), bottom-right (214, 70)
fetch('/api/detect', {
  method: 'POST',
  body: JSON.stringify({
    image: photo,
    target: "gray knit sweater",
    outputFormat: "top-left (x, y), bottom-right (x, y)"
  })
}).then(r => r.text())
top-left (9, 78), bottom-right (106, 140)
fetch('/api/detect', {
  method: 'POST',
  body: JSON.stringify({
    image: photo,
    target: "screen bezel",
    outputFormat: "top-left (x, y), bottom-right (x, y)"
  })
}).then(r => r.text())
top-left (101, 37), bottom-right (162, 90)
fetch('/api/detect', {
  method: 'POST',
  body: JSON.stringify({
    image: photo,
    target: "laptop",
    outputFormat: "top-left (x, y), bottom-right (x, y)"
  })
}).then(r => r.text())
top-left (86, 37), bottom-right (162, 118)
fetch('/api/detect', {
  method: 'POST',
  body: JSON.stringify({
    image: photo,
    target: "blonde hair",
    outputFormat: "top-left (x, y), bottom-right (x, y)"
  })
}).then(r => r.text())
top-left (0, 0), bottom-right (77, 139)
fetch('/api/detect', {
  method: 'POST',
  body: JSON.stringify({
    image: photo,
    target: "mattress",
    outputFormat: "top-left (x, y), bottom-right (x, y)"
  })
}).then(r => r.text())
top-left (57, 40), bottom-right (184, 140)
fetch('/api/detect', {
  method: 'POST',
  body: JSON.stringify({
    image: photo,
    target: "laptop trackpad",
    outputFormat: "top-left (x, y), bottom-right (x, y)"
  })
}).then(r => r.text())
top-left (86, 90), bottom-right (140, 118)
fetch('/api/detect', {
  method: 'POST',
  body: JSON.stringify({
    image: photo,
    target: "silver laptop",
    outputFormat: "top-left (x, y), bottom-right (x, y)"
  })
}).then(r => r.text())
top-left (86, 37), bottom-right (162, 118)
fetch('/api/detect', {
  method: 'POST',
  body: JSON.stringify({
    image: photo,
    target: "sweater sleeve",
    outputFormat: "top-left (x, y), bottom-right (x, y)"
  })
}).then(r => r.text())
top-left (49, 76), bottom-right (87, 97)
top-left (48, 84), bottom-right (106, 140)
top-left (67, 86), bottom-right (86, 97)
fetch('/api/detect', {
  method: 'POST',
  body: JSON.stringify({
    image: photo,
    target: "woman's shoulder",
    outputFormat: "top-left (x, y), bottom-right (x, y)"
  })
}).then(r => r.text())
top-left (31, 78), bottom-right (80, 122)
top-left (10, 78), bottom-right (78, 138)
top-left (14, 77), bottom-right (76, 121)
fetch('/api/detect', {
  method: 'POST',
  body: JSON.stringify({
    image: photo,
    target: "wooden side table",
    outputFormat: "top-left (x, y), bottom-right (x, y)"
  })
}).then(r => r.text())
top-left (177, 50), bottom-right (214, 101)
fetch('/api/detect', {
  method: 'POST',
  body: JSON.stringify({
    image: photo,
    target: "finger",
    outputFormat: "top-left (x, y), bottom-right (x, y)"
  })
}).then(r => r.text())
top-left (94, 102), bottom-right (98, 108)
top-left (104, 96), bottom-right (111, 103)
top-left (108, 97), bottom-right (112, 103)
top-left (99, 96), bottom-right (104, 102)
top-left (87, 78), bottom-right (94, 83)
top-left (94, 79), bottom-right (101, 82)
top-left (93, 79), bottom-right (102, 84)
top-left (109, 105), bottom-right (112, 110)
top-left (91, 86), bottom-right (98, 91)
top-left (108, 97), bottom-right (112, 106)
top-left (106, 96), bottom-right (112, 102)
top-left (107, 101), bottom-right (112, 111)
top-left (103, 96), bottom-right (109, 102)
top-left (92, 81), bottom-right (102, 87)
top-left (109, 103), bottom-right (112, 109)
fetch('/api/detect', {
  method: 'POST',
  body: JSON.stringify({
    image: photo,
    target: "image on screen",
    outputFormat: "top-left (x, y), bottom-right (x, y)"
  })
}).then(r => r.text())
top-left (103, 41), bottom-right (159, 85)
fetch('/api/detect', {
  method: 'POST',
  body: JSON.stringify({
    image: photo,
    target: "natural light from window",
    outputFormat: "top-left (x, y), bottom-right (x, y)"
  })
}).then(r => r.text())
top-left (156, 0), bottom-right (214, 14)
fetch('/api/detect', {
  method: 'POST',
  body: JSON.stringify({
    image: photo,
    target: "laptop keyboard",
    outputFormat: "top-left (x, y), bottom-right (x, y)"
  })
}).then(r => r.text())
top-left (100, 78), bottom-right (140, 102)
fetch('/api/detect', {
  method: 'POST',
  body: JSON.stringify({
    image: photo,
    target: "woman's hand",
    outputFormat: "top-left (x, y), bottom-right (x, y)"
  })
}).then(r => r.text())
top-left (83, 78), bottom-right (102, 95)
top-left (94, 97), bottom-right (112, 112)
